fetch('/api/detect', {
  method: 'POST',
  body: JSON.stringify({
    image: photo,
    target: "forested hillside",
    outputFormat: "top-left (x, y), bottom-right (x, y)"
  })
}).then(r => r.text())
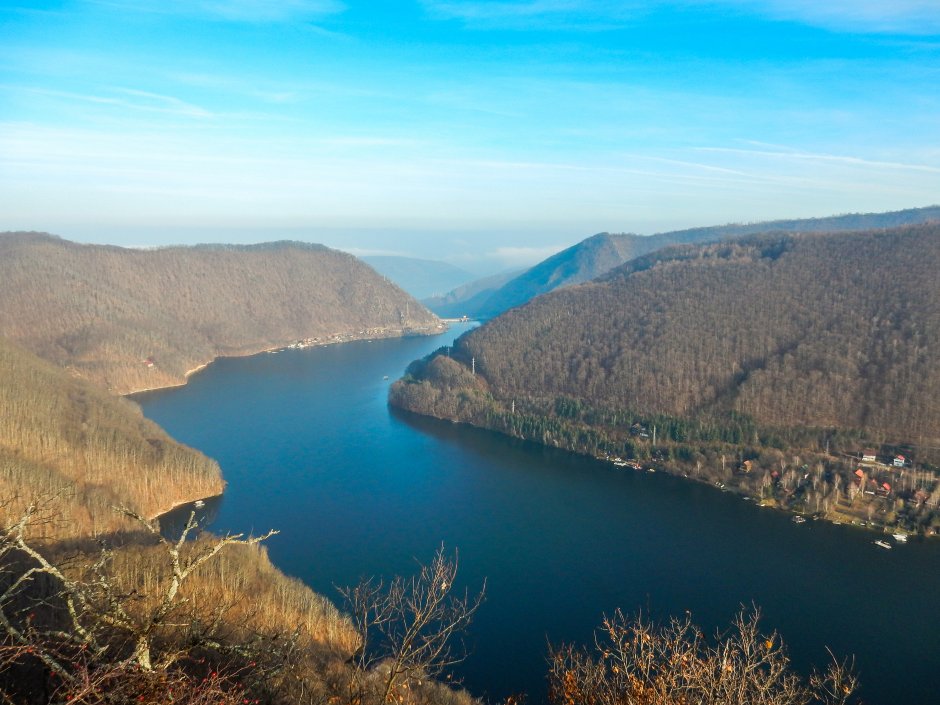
top-left (0, 336), bottom-right (223, 539)
top-left (0, 333), bottom-right (483, 705)
top-left (0, 233), bottom-right (442, 393)
top-left (0, 335), bottom-right (483, 705)
top-left (465, 205), bottom-right (940, 319)
top-left (392, 224), bottom-right (940, 532)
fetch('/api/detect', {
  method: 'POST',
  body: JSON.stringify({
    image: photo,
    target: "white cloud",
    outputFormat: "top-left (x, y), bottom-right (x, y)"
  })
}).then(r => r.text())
top-left (13, 85), bottom-right (213, 118)
top-left (3, 120), bottom-right (938, 246)
top-left (422, 0), bottom-right (940, 34)
top-left (725, 0), bottom-right (940, 35)
top-left (694, 145), bottom-right (940, 175)
top-left (426, 0), bottom-right (585, 20)
top-left (86, 0), bottom-right (345, 23)
top-left (198, 0), bottom-right (344, 22)
top-left (420, 0), bottom-right (645, 29)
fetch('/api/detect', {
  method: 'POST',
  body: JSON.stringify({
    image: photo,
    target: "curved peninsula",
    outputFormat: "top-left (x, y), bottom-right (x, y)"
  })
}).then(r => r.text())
top-left (391, 224), bottom-right (940, 536)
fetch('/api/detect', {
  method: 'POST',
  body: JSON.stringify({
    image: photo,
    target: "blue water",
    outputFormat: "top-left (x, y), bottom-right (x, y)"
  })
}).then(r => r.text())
top-left (138, 325), bottom-right (940, 704)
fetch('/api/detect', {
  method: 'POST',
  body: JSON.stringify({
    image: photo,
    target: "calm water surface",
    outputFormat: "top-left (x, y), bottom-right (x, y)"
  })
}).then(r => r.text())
top-left (138, 325), bottom-right (940, 704)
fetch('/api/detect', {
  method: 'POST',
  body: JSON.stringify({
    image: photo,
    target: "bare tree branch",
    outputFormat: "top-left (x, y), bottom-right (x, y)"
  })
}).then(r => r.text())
top-left (340, 545), bottom-right (485, 704)
top-left (548, 607), bottom-right (859, 705)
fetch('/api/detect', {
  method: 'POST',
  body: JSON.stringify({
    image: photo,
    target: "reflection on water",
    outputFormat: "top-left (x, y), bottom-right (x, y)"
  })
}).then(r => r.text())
top-left (158, 495), bottom-right (223, 539)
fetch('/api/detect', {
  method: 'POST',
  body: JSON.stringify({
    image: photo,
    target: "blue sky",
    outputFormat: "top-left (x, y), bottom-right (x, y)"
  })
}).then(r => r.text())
top-left (2, 1), bottom-right (939, 271)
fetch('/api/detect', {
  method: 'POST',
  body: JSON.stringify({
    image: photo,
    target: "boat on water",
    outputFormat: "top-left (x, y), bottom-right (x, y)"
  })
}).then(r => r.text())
top-left (874, 540), bottom-right (892, 549)
top-left (194, 499), bottom-right (205, 508)
top-left (792, 516), bottom-right (806, 524)
top-left (892, 533), bottom-right (908, 543)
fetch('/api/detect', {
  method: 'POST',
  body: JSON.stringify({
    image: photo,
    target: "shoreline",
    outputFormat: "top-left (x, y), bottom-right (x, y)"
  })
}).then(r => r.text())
top-left (134, 323), bottom-right (450, 529)
top-left (185, 361), bottom-right (210, 379)
top-left (593, 452), bottom-right (934, 539)
top-left (127, 323), bottom-right (447, 397)
top-left (391, 402), bottom-right (935, 540)
top-left (149, 492), bottom-right (223, 524)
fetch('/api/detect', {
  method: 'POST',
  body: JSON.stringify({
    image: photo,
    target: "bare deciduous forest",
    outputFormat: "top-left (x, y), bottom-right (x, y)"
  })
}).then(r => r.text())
top-left (0, 235), bottom-right (485, 704)
top-left (0, 337), bottom-right (481, 704)
top-left (0, 336), bottom-right (223, 538)
top-left (391, 225), bottom-right (940, 533)
top-left (0, 506), bottom-right (482, 705)
top-left (0, 233), bottom-right (441, 394)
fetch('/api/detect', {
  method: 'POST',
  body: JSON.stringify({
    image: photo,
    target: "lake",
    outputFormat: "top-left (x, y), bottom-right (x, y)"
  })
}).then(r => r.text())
top-left (138, 324), bottom-right (940, 704)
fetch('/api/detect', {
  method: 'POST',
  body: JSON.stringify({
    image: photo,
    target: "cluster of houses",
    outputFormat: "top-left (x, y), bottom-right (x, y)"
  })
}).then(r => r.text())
top-left (854, 450), bottom-right (911, 498)
top-left (860, 450), bottom-right (908, 467)
top-left (855, 468), bottom-right (892, 497)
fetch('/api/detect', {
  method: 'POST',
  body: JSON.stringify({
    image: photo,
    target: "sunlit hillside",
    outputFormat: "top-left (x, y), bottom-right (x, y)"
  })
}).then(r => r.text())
top-left (0, 336), bottom-right (223, 539)
top-left (0, 233), bottom-right (442, 394)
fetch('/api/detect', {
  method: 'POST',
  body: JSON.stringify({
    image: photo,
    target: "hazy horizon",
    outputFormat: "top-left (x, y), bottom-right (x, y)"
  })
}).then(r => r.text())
top-left (3, 1), bottom-right (940, 270)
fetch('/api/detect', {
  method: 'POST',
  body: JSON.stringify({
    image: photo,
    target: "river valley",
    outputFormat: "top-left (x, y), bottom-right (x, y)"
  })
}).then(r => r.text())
top-left (138, 323), bottom-right (940, 705)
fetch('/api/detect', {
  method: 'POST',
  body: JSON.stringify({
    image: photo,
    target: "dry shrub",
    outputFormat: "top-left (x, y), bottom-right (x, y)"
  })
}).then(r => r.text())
top-left (548, 607), bottom-right (857, 705)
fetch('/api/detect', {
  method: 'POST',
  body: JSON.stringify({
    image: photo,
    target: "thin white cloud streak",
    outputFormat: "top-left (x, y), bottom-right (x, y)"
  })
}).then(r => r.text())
top-left (422, 0), bottom-right (940, 34)
top-left (10, 85), bottom-right (213, 118)
top-left (694, 146), bottom-right (940, 175)
top-left (431, 156), bottom-right (849, 193)
top-left (84, 0), bottom-right (346, 23)
top-left (3, 123), bottom-right (939, 235)
top-left (0, 124), bottom-right (428, 175)
top-left (166, 71), bottom-right (396, 106)
top-left (199, 0), bottom-right (344, 22)
top-left (426, 0), bottom-right (604, 21)
top-left (723, 0), bottom-right (940, 35)
top-left (633, 156), bottom-right (755, 178)
top-left (421, 0), bottom-right (646, 29)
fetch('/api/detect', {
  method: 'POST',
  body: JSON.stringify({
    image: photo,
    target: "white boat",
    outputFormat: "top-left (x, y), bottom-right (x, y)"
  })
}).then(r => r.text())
top-left (792, 516), bottom-right (806, 524)
top-left (873, 540), bottom-right (892, 549)
top-left (892, 533), bottom-right (908, 543)
top-left (194, 499), bottom-right (205, 508)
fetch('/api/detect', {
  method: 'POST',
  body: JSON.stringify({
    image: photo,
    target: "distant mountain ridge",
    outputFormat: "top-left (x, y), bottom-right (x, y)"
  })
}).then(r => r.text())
top-left (475, 233), bottom-right (637, 318)
top-left (0, 233), bottom-right (442, 394)
top-left (421, 268), bottom-right (524, 318)
top-left (361, 255), bottom-right (476, 299)
top-left (462, 205), bottom-right (940, 319)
